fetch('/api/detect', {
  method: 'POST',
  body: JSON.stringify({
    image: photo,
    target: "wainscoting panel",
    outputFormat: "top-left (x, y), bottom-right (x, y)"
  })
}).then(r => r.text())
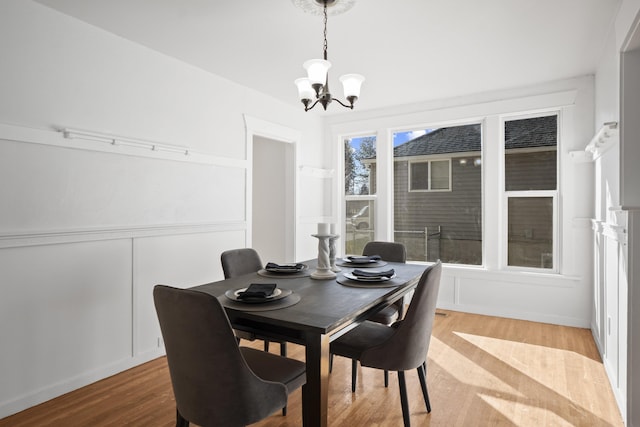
top-left (0, 226), bottom-right (247, 419)
top-left (133, 230), bottom-right (246, 358)
top-left (0, 239), bottom-right (133, 416)
top-left (438, 269), bottom-right (586, 327)
top-left (0, 130), bottom-right (247, 233)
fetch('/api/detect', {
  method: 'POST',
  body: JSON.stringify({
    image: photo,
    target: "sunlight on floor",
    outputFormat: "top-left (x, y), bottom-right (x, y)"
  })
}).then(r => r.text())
top-left (430, 335), bottom-right (526, 397)
top-left (426, 329), bottom-right (623, 426)
top-left (455, 331), bottom-right (605, 401)
top-left (479, 394), bottom-right (580, 426)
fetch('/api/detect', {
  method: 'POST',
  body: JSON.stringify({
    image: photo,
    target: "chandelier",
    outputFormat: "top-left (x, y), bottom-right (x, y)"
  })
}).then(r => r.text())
top-left (294, 0), bottom-right (364, 111)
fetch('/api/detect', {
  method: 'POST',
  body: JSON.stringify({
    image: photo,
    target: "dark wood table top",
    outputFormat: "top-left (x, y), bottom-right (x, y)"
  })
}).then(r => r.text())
top-left (191, 260), bottom-right (426, 340)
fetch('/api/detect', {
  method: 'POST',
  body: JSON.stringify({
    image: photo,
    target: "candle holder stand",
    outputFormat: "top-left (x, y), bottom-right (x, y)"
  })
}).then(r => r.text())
top-left (311, 234), bottom-right (336, 279)
top-left (329, 234), bottom-right (341, 272)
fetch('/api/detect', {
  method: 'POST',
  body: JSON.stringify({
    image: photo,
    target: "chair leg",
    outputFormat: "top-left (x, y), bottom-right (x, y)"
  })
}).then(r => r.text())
top-left (384, 370), bottom-right (389, 387)
top-left (176, 408), bottom-right (189, 427)
top-left (329, 353), bottom-right (334, 373)
top-left (417, 363), bottom-right (431, 413)
top-left (397, 371), bottom-right (411, 427)
top-left (264, 340), bottom-right (270, 352)
top-left (280, 342), bottom-right (287, 357)
top-left (351, 359), bottom-right (358, 392)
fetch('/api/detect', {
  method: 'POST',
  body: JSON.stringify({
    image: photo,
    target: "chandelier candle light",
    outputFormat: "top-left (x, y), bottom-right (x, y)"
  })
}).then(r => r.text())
top-left (294, 0), bottom-right (364, 111)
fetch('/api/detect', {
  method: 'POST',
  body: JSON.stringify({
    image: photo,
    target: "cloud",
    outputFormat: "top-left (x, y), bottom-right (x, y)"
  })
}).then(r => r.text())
top-left (409, 130), bottom-right (428, 139)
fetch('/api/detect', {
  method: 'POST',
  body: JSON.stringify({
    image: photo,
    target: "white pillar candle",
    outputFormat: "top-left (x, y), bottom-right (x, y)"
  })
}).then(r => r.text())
top-left (318, 223), bottom-right (330, 235)
top-left (330, 223), bottom-right (336, 235)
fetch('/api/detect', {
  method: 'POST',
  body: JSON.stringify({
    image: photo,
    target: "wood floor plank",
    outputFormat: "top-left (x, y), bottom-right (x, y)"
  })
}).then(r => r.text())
top-left (0, 310), bottom-right (623, 426)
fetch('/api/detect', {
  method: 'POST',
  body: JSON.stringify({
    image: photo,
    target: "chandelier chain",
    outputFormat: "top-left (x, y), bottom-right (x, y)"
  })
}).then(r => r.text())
top-left (323, 2), bottom-right (328, 60)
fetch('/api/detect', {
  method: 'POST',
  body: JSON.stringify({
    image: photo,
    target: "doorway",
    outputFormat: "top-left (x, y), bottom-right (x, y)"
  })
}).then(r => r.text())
top-left (251, 135), bottom-right (296, 263)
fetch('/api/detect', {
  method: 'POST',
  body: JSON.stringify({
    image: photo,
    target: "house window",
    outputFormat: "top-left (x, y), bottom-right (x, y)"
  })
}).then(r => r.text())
top-left (504, 114), bottom-right (558, 270)
top-left (393, 124), bottom-right (482, 264)
top-left (344, 135), bottom-right (376, 255)
top-left (409, 159), bottom-right (451, 191)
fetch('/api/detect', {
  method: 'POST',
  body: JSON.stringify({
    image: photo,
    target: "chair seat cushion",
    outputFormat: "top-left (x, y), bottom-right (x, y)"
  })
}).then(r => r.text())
top-left (240, 347), bottom-right (306, 392)
top-left (368, 305), bottom-right (399, 325)
top-left (330, 321), bottom-right (396, 361)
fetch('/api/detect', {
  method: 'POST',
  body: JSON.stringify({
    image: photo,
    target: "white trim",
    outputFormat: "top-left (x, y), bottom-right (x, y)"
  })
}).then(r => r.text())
top-left (299, 165), bottom-right (334, 178)
top-left (0, 221), bottom-right (245, 249)
top-left (0, 122), bottom-right (244, 168)
top-left (244, 115), bottom-right (301, 261)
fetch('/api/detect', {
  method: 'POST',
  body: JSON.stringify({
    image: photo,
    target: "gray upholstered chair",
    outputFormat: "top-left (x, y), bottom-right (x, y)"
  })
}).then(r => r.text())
top-left (331, 241), bottom-right (408, 391)
top-left (220, 248), bottom-right (288, 357)
top-left (153, 285), bottom-right (306, 427)
top-left (363, 241), bottom-right (407, 323)
top-left (330, 261), bottom-right (442, 427)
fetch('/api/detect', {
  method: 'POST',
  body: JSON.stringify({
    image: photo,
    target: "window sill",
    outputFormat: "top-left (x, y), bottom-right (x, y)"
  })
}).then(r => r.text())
top-left (409, 261), bottom-right (581, 287)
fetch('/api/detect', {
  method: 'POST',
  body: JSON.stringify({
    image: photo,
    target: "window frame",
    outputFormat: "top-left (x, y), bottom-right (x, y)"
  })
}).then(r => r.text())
top-left (501, 112), bottom-right (560, 273)
top-left (408, 157), bottom-right (452, 192)
top-left (343, 133), bottom-right (378, 252)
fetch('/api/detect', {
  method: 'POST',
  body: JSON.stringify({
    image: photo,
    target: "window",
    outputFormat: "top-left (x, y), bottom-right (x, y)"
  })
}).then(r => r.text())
top-left (504, 115), bottom-right (557, 269)
top-left (344, 135), bottom-right (376, 254)
top-left (393, 124), bottom-right (482, 264)
top-left (409, 159), bottom-right (451, 191)
top-left (339, 109), bottom-right (561, 272)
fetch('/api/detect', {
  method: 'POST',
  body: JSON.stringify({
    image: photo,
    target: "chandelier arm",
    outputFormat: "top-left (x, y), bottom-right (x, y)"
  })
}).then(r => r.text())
top-left (305, 98), bottom-right (322, 111)
top-left (331, 97), bottom-right (355, 109)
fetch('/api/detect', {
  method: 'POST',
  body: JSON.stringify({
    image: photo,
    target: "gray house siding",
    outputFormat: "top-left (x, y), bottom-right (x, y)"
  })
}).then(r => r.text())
top-left (505, 150), bottom-right (557, 191)
top-left (393, 156), bottom-right (482, 263)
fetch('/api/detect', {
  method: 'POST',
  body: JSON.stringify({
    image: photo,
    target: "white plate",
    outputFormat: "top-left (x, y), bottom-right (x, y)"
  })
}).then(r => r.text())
top-left (344, 257), bottom-right (378, 264)
top-left (344, 273), bottom-right (395, 282)
top-left (265, 264), bottom-right (308, 273)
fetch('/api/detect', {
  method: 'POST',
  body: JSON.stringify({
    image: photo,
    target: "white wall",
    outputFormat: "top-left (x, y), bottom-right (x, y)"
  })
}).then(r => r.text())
top-left (592, 1), bottom-right (640, 425)
top-left (326, 76), bottom-right (596, 328)
top-left (0, 0), bottom-right (326, 418)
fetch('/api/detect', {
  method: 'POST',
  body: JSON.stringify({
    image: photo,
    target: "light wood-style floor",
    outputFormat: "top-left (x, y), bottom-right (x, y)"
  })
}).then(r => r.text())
top-left (0, 310), bottom-right (623, 426)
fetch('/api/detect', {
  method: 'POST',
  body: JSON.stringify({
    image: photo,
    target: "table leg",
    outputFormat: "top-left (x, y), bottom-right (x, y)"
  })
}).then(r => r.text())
top-left (302, 332), bottom-right (330, 427)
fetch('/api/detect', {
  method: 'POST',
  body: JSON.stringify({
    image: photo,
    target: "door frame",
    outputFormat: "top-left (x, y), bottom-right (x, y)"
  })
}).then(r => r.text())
top-left (244, 115), bottom-right (301, 261)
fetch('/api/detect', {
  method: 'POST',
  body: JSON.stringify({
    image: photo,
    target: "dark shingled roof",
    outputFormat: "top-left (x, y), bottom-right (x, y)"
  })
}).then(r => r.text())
top-left (392, 115), bottom-right (556, 158)
top-left (394, 124), bottom-right (481, 157)
top-left (505, 115), bottom-right (557, 149)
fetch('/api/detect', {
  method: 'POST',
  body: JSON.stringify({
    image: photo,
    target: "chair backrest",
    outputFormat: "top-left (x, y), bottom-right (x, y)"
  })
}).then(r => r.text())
top-left (362, 241), bottom-right (407, 263)
top-left (360, 261), bottom-right (442, 372)
top-left (221, 248), bottom-right (263, 279)
top-left (153, 285), bottom-right (287, 427)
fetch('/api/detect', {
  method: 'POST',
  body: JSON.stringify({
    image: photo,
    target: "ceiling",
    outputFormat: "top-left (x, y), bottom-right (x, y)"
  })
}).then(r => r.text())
top-left (34, 0), bottom-right (620, 115)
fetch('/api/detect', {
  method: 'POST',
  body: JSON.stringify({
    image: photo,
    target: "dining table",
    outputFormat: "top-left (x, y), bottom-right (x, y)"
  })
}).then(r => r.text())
top-left (190, 258), bottom-right (427, 427)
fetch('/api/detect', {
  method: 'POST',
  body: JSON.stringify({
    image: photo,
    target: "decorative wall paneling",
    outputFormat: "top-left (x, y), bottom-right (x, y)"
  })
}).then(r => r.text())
top-left (0, 123), bottom-right (248, 418)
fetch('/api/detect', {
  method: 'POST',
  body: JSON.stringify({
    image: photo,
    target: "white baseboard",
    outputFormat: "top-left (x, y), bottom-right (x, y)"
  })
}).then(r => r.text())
top-left (0, 349), bottom-right (165, 420)
top-left (438, 302), bottom-right (590, 328)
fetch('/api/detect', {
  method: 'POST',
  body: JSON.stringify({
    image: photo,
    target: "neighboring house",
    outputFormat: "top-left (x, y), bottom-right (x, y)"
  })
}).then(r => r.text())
top-left (365, 115), bottom-right (557, 264)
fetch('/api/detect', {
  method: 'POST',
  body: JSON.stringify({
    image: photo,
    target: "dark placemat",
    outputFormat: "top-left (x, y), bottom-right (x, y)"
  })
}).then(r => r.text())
top-left (336, 276), bottom-right (404, 288)
top-left (336, 259), bottom-right (388, 268)
top-left (219, 292), bottom-right (301, 311)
